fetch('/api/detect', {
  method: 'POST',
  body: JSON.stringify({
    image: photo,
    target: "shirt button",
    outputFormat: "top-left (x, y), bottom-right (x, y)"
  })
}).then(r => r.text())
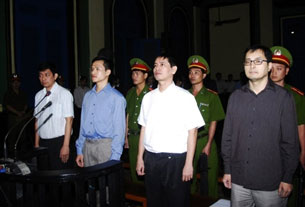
top-left (134, 121), bottom-right (136, 124)
top-left (136, 105), bottom-right (138, 108)
top-left (90, 122), bottom-right (92, 124)
top-left (248, 148), bottom-right (250, 151)
top-left (168, 156), bottom-right (171, 159)
top-left (253, 108), bottom-right (255, 111)
top-left (249, 134), bottom-right (252, 137)
top-left (246, 161), bottom-right (249, 164)
top-left (135, 113), bottom-right (137, 115)
top-left (251, 121), bottom-right (254, 124)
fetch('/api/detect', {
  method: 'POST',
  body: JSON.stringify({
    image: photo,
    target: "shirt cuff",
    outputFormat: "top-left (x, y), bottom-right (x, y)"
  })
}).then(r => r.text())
top-left (110, 153), bottom-right (121, 161)
top-left (76, 147), bottom-right (83, 155)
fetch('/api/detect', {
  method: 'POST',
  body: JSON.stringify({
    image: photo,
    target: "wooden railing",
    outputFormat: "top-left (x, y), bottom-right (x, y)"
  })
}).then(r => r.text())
top-left (0, 160), bottom-right (124, 207)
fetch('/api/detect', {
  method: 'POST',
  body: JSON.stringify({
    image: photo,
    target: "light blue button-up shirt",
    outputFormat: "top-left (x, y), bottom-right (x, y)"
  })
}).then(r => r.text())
top-left (76, 83), bottom-right (126, 161)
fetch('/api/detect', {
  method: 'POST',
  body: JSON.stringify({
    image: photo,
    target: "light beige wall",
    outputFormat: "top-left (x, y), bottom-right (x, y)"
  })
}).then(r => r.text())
top-left (209, 3), bottom-right (250, 80)
top-left (88, 0), bottom-right (105, 61)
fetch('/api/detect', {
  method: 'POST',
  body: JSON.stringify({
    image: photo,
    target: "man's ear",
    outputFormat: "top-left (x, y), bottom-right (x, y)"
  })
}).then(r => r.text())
top-left (202, 73), bottom-right (207, 80)
top-left (106, 69), bottom-right (111, 76)
top-left (54, 73), bottom-right (58, 80)
top-left (172, 66), bottom-right (177, 75)
top-left (144, 72), bottom-right (148, 79)
top-left (285, 67), bottom-right (290, 75)
top-left (268, 62), bottom-right (273, 72)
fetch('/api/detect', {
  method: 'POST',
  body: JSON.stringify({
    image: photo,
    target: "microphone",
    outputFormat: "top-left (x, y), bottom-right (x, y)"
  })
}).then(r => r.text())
top-left (2, 92), bottom-right (51, 160)
top-left (13, 101), bottom-right (52, 160)
top-left (35, 113), bottom-right (53, 132)
top-left (3, 116), bottom-right (29, 161)
top-left (34, 91), bottom-right (51, 108)
top-left (34, 101), bottom-right (52, 117)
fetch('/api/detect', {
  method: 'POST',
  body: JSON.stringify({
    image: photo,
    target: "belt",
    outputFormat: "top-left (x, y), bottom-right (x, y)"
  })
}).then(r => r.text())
top-left (145, 150), bottom-right (186, 158)
top-left (197, 133), bottom-right (208, 139)
top-left (128, 129), bottom-right (140, 136)
top-left (86, 137), bottom-right (111, 143)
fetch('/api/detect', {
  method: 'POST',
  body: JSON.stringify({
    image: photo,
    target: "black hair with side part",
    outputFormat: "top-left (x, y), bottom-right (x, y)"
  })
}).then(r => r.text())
top-left (244, 45), bottom-right (272, 63)
top-left (91, 56), bottom-right (113, 71)
top-left (38, 62), bottom-right (57, 75)
top-left (156, 54), bottom-right (177, 67)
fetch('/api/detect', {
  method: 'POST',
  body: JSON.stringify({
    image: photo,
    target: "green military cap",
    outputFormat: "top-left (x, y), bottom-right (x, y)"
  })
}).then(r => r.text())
top-left (187, 55), bottom-right (210, 74)
top-left (129, 58), bottom-right (151, 72)
top-left (270, 46), bottom-right (293, 68)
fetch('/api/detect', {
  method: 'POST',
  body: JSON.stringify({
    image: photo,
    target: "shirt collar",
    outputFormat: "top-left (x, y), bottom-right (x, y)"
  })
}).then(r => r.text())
top-left (92, 83), bottom-right (111, 94)
top-left (156, 82), bottom-right (175, 94)
top-left (189, 85), bottom-right (207, 95)
top-left (242, 79), bottom-right (276, 93)
top-left (44, 82), bottom-right (58, 95)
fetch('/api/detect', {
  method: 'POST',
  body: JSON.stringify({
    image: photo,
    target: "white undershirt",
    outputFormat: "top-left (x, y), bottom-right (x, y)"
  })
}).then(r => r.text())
top-left (138, 83), bottom-right (205, 153)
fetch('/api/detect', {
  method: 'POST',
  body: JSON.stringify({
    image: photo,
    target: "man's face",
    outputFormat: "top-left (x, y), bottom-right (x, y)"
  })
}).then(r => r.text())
top-left (153, 57), bottom-right (176, 82)
top-left (131, 70), bottom-right (147, 85)
top-left (270, 62), bottom-right (289, 83)
top-left (91, 60), bottom-right (110, 84)
top-left (188, 68), bottom-right (206, 85)
top-left (11, 80), bottom-right (21, 90)
top-left (244, 49), bottom-right (272, 82)
top-left (39, 69), bottom-right (57, 91)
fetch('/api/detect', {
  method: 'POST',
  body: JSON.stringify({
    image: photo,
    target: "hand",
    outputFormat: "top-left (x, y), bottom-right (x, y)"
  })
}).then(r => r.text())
top-left (124, 138), bottom-right (129, 149)
top-left (136, 157), bottom-right (145, 176)
top-left (60, 145), bottom-right (69, 163)
top-left (76, 154), bottom-right (84, 167)
top-left (223, 174), bottom-right (232, 189)
top-left (300, 151), bottom-right (305, 170)
top-left (182, 164), bottom-right (193, 182)
top-left (202, 144), bottom-right (211, 156)
top-left (278, 182), bottom-right (293, 198)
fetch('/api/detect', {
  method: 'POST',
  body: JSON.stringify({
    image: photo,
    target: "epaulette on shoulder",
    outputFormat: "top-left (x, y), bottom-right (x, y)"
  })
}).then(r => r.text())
top-left (207, 88), bottom-right (218, 95)
top-left (291, 86), bottom-right (304, 96)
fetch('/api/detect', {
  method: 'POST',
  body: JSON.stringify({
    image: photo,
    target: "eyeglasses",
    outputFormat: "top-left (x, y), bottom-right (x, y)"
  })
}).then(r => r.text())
top-left (244, 59), bottom-right (268, 66)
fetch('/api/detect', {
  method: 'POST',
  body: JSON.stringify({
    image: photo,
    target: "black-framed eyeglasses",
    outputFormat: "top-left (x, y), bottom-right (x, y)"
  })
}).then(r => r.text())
top-left (244, 59), bottom-right (268, 66)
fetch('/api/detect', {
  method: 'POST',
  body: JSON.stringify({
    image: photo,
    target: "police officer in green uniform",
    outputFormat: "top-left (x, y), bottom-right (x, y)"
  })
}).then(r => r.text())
top-left (188, 55), bottom-right (225, 198)
top-left (270, 46), bottom-right (305, 207)
top-left (125, 58), bottom-right (151, 183)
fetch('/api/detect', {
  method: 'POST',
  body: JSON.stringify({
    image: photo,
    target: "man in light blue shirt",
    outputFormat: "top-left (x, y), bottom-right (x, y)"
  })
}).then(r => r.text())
top-left (75, 56), bottom-right (126, 167)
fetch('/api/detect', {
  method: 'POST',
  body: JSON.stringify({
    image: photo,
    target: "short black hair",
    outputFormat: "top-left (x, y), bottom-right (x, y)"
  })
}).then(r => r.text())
top-left (38, 62), bottom-right (57, 75)
top-left (244, 45), bottom-right (272, 63)
top-left (91, 56), bottom-right (113, 71)
top-left (156, 54), bottom-right (177, 67)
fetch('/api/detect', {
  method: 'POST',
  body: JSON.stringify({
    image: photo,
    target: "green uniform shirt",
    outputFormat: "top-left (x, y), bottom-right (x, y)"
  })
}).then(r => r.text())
top-left (285, 84), bottom-right (305, 125)
top-left (189, 86), bottom-right (225, 135)
top-left (126, 85), bottom-right (150, 131)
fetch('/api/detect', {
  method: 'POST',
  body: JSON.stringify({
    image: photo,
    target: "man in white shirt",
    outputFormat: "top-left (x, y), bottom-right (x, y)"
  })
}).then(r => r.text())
top-left (136, 55), bottom-right (205, 207)
top-left (34, 62), bottom-right (74, 170)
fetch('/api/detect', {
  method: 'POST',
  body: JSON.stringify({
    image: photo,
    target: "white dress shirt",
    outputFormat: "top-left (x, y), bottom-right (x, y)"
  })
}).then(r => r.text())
top-left (138, 83), bottom-right (205, 153)
top-left (34, 82), bottom-right (74, 139)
